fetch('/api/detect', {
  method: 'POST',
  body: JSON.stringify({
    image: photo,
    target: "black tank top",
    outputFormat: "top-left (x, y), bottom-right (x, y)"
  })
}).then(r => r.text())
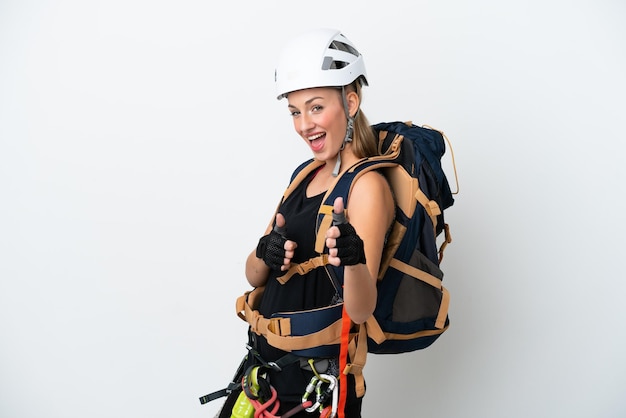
top-left (258, 169), bottom-right (338, 350)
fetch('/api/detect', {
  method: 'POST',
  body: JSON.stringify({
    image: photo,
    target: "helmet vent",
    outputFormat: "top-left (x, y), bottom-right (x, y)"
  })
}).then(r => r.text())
top-left (322, 56), bottom-right (350, 70)
top-left (321, 39), bottom-right (360, 70)
top-left (329, 39), bottom-right (359, 57)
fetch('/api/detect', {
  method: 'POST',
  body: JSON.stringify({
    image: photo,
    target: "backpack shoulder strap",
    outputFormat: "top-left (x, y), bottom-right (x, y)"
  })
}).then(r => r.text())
top-left (284, 158), bottom-right (325, 202)
top-left (312, 157), bottom-right (399, 253)
top-left (261, 159), bottom-right (325, 235)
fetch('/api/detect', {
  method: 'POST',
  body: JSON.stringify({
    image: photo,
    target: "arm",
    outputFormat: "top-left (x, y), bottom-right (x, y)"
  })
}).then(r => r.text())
top-left (245, 250), bottom-right (271, 288)
top-left (326, 171), bottom-right (395, 324)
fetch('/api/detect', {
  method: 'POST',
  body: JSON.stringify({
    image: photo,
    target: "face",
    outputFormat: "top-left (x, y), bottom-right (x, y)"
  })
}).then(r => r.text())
top-left (287, 87), bottom-right (347, 161)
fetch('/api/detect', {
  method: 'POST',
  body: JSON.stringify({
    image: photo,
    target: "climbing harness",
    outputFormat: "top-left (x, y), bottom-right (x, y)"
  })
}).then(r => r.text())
top-left (229, 357), bottom-right (342, 418)
top-left (199, 345), bottom-right (319, 417)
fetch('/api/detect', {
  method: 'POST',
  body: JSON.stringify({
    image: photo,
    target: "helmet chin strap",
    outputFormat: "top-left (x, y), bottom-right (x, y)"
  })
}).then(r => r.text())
top-left (332, 86), bottom-right (355, 177)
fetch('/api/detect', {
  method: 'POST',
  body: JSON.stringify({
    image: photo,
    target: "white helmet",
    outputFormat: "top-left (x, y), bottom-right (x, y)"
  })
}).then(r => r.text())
top-left (274, 28), bottom-right (368, 100)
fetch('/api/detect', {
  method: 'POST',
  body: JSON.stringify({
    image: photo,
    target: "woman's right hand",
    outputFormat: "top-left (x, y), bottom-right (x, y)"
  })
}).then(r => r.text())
top-left (255, 213), bottom-right (297, 274)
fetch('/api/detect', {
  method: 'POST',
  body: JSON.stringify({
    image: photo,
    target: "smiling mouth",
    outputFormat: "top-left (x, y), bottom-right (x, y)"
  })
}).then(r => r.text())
top-left (307, 133), bottom-right (325, 141)
top-left (308, 133), bottom-right (326, 151)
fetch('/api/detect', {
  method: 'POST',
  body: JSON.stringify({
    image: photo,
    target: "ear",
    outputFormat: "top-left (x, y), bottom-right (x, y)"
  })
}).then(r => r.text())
top-left (346, 90), bottom-right (360, 118)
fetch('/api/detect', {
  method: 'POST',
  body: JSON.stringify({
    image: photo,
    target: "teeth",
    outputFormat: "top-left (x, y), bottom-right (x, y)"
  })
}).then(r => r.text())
top-left (308, 133), bottom-right (324, 141)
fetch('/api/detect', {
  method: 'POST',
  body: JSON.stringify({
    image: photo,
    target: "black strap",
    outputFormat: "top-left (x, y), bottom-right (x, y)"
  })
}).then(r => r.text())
top-left (247, 344), bottom-right (301, 372)
top-left (199, 338), bottom-right (328, 406)
top-left (199, 345), bottom-right (304, 406)
top-left (198, 381), bottom-right (239, 405)
top-left (199, 349), bottom-right (250, 405)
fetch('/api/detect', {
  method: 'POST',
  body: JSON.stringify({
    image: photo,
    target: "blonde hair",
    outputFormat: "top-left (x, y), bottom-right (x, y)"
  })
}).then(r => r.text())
top-left (346, 81), bottom-right (378, 158)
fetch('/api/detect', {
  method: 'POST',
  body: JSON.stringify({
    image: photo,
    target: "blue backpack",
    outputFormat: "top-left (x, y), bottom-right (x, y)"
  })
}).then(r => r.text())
top-left (357, 121), bottom-right (455, 354)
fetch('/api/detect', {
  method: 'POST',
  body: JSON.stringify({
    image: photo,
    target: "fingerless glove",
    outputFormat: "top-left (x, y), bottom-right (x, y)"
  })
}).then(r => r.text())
top-left (334, 223), bottom-right (366, 266)
top-left (256, 229), bottom-right (287, 271)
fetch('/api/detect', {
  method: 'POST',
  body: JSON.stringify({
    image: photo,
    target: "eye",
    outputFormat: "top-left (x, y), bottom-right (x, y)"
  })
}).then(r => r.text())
top-left (290, 110), bottom-right (300, 117)
top-left (311, 105), bottom-right (323, 113)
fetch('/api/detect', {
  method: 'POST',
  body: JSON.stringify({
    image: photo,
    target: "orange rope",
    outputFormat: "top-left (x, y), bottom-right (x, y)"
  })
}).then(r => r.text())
top-left (337, 305), bottom-right (351, 418)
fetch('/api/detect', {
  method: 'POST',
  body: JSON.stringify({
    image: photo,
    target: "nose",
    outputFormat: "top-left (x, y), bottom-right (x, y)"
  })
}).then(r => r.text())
top-left (297, 112), bottom-right (314, 133)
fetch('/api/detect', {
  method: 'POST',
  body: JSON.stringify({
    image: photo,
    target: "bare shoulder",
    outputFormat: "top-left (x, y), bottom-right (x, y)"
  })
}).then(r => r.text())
top-left (350, 170), bottom-right (393, 200)
top-left (347, 170), bottom-right (395, 222)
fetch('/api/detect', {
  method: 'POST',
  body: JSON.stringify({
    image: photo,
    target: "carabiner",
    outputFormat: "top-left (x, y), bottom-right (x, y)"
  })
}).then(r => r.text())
top-left (302, 375), bottom-right (320, 411)
top-left (305, 374), bottom-right (336, 414)
top-left (321, 374), bottom-right (338, 418)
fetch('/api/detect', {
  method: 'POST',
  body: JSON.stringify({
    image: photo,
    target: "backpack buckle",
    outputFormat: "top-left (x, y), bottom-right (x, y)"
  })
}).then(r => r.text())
top-left (295, 255), bottom-right (329, 275)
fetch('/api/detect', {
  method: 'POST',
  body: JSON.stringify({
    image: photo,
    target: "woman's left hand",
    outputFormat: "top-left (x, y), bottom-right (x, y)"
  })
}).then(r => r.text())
top-left (325, 197), bottom-right (366, 267)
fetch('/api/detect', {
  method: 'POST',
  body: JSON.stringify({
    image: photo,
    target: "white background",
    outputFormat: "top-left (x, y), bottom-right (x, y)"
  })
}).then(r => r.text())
top-left (1, 1), bottom-right (625, 417)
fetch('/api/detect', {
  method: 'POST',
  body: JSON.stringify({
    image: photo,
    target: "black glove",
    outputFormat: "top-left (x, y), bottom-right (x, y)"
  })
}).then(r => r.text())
top-left (256, 225), bottom-right (287, 272)
top-left (334, 223), bottom-right (366, 266)
top-left (332, 208), bottom-right (366, 266)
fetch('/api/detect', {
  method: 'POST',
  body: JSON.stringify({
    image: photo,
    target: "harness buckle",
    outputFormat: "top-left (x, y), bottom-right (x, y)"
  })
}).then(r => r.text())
top-left (266, 361), bottom-right (282, 372)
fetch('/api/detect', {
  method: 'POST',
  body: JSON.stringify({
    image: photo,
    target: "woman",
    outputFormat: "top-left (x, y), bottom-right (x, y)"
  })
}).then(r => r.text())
top-left (242, 28), bottom-right (394, 417)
